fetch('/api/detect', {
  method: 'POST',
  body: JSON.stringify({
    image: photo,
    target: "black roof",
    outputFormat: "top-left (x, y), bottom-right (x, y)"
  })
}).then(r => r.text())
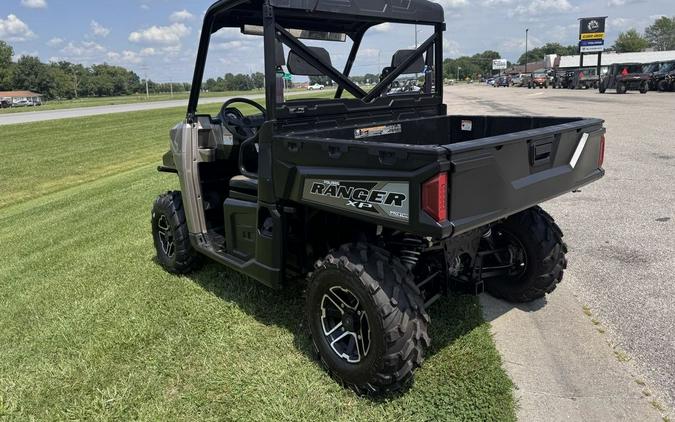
top-left (206, 0), bottom-right (444, 34)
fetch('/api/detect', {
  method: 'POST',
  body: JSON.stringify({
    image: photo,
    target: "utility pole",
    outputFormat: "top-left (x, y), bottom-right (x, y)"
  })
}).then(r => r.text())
top-left (170, 81), bottom-right (173, 98)
top-left (525, 28), bottom-right (529, 74)
top-left (140, 65), bottom-right (149, 100)
top-left (457, 66), bottom-right (461, 81)
top-left (72, 69), bottom-right (78, 99)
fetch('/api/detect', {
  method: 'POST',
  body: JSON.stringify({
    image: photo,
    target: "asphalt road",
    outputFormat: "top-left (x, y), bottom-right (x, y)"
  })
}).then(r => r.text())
top-left (445, 84), bottom-right (674, 416)
top-left (0, 91), bottom-right (312, 126)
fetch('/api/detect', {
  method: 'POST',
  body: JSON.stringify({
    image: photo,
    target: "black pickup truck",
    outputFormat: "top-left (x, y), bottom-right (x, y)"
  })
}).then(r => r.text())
top-left (151, 0), bottom-right (606, 395)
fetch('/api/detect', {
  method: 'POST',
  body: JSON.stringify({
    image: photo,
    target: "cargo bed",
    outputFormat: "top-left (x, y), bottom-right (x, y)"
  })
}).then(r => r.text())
top-left (276, 114), bottom-right (605, 236)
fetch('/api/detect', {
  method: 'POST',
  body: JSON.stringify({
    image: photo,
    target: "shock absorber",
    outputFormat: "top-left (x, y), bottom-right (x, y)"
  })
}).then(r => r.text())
top-left (399, 236), bottom-right (426, 269)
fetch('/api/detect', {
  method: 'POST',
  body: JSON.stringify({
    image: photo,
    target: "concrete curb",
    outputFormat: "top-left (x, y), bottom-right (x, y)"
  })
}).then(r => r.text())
top-left (481, 281), bottom-right (663, 421)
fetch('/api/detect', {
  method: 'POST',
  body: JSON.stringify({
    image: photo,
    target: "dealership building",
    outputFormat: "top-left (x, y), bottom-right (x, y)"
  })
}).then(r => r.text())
top-left (558, 50), bottom-right (675, 69)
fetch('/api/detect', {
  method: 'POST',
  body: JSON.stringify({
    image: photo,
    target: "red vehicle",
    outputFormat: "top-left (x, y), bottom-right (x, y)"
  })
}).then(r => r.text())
top-left (528, 72), bottom-right (548, 89)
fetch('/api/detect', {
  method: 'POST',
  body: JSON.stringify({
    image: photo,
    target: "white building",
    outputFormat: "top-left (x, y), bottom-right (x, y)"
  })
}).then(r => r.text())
top-left (558, 50), bottom-right (675, 69)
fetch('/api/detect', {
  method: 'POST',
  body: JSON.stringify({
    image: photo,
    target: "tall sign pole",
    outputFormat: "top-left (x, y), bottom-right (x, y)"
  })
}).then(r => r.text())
top-left (578, 16), bottom-right (607, 90)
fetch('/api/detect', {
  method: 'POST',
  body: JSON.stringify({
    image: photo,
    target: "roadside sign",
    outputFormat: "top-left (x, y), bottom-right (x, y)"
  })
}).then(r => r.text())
top-left (580, 33), bottom-right (605, 40)
top-left (579, 17), bottom-right (606, 41)
top-left (283, 73), bottom-right (292, 81)
top-left (580, 45), bottom-right (604, 53)
top-left (580, 40), bottom-right (604, 46)
top-left (492, 59), bottom-right (507, 70)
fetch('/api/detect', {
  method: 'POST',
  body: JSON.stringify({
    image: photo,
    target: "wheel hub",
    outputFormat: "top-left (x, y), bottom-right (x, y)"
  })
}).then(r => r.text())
top-left (156, 215), bottom-right (175, 258)
top-left (320, 286), bottom-right (370, 364)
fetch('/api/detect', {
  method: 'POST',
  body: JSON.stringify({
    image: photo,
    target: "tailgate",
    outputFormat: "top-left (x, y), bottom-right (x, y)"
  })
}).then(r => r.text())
top-left (445, 118), bottom-right (605, 234)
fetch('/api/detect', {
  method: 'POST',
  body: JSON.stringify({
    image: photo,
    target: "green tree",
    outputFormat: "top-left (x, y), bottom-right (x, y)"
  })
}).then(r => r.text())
top-left (12, 56), bottom-right (58, 98)
top-left (0, 40), bottom-right (14, 90)
top-left (645, 16), bottom-right (675, 51)
top-left (613, 29), bottom-right (650, 53)
top-left (517, 43), bottom-right (577, 65)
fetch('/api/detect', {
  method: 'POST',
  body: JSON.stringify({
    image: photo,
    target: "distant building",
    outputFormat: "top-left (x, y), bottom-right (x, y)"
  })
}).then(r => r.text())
top-left (0, 91), bottom-right (44, 106)
top-left (558, 50), bottom-right (675, 69)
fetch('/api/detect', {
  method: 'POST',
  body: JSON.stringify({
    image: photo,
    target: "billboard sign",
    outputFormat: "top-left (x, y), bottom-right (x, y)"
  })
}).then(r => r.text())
top-left (492, 59), bottom-right (507, 70)
top-left (579, 17), bottom-right (606, 40)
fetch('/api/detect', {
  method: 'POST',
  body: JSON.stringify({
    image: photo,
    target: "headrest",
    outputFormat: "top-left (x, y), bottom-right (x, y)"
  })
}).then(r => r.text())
top-left (391, 50), bottom-right (425, 74)
top-left (287, 47), bottom-right (332, 76)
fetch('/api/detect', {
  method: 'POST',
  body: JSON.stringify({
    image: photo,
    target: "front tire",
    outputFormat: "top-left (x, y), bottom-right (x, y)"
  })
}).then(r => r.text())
top-left (484, 207), bottom-right (567, 303)
top-left (306, 243), bottom-right (430, 395)
top-left (617, 83), bottom-right (627, 94)
top-left (151, 191), bottom-right (202, 274)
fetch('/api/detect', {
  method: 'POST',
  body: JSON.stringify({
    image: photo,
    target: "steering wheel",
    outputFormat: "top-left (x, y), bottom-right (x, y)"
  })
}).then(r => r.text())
top-left (218, 98), bottom-right (266, 179)
top-left (218, 97), bottom-right (266, 138)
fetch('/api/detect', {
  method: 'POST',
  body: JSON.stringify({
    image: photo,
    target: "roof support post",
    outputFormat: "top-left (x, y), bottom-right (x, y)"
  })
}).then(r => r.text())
top-left (263, 4), bottom-right (277, 120)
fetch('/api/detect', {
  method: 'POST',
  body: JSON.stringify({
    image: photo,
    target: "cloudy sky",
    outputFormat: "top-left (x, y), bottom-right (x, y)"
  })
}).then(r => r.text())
top-left (1, 0), bottom-right (671, 82)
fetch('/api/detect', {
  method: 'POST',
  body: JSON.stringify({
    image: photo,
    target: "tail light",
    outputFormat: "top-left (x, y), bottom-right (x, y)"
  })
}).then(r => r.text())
top-left (598, 134), bottom-right (605, 168)
top-left (422, 172), bottom-right (448, 222)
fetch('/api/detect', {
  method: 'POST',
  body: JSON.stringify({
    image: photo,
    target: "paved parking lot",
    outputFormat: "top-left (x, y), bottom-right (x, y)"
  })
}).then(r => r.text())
top-left (445, 84), bottom-right (675, 412)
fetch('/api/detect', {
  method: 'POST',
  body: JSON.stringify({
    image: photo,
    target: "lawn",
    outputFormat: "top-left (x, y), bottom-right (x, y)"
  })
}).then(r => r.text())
top-left (0, 103), bottom-right (515, 420)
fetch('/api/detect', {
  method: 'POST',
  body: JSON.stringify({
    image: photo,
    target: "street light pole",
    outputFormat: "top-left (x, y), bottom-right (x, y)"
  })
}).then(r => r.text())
top-left (525, 28), bottom-right (529, 74)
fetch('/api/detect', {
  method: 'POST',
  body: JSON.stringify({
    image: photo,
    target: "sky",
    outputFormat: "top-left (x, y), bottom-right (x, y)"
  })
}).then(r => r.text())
top-left (0, 0), bottom-right (672, 82)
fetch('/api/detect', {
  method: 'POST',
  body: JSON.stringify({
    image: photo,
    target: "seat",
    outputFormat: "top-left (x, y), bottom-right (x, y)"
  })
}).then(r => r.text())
top-left (230, 175), bottom-right (258, 193)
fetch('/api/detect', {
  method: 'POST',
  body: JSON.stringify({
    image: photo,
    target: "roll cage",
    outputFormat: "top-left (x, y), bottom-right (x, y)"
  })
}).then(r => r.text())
top-left (187, 0), bottom-right (445, 122)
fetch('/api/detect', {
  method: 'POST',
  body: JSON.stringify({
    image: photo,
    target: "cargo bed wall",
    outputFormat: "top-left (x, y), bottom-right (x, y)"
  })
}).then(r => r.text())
top-left (284, 115), bottom-right (584, 146)
top-left (446, 118), bottom-right (605, 235)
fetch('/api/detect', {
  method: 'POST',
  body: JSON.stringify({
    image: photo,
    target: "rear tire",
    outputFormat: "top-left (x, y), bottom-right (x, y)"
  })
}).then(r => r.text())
top-left (485, 207), bottom-right (567, 303)
top-left (657, 80), bottom-right (668, 92)
top-left (617, 83), bottom-right (627, 94)
top-left (306, 243), bottom-right (430, 395)
top-left (640, 82), bottom-right (648, 94)
top-left (151, 191), bottom-right (202, 274)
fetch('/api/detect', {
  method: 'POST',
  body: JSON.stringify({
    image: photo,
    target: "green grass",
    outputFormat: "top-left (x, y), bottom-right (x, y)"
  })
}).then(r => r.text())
top-left (0, 104), bottom-right (515, 420)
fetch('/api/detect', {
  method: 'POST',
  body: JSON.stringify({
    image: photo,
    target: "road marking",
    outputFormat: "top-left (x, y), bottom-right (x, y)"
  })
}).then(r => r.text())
top-left (527, 92), bottom-right (545, 97)
top-left (570, 133), bottom-right (589, 168)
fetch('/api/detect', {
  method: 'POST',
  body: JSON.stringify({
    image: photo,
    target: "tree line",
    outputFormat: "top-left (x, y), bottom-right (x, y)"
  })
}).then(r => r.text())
top-left (613, 16), bottom-right (675, 53)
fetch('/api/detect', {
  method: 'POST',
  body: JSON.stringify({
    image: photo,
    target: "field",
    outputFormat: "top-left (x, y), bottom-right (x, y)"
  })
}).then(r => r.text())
top-left (0, 102), bottom-right (515, 420)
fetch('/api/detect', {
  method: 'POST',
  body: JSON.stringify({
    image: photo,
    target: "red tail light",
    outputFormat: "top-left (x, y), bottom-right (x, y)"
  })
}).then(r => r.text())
top-left (598, 134), bottom-right (605, 168)
top-left (422, 172), bottom-right (448, 222)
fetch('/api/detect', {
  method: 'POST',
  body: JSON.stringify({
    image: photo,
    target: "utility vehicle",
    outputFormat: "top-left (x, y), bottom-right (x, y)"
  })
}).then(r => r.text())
top-left (151, 0), bottom-right (606, 394)
top-left (528, 71), bottom-right (548, 89)
top-left (599, 63), bottom-right (649, 94)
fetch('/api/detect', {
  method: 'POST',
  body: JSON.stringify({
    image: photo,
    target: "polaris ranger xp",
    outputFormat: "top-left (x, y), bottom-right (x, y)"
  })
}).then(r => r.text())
top-left (151, 0), bottom-right (606, 394)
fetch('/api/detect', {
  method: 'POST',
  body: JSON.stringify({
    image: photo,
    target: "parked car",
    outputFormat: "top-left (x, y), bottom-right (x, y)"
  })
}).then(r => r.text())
top-left (308, 83), bottom-right (325, 90)
top-left (528, 72), bottom-right (548, 89)
top-left (486, 78), bottom-right (496, 86)
top-left (12, 99), bottom-right (30, 107)
top-left (510, 74), bottom-right (524, 86)
top-left (494, 75), bottom-right (511, 87)
top-left (0, 99), bottom-right (11, 109)
top-left (599, 63), bottom-right (649, 94)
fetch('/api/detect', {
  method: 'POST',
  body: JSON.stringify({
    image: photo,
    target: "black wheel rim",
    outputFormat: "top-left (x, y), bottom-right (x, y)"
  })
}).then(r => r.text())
top-left (157, 215), bottom-right (175, 258)
top-left (320, 286), bottom-right (371, 364)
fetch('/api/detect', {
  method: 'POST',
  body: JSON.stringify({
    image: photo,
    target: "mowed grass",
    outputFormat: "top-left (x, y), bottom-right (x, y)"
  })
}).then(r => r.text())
top-left (0, 103), bottom-right (515, 420)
